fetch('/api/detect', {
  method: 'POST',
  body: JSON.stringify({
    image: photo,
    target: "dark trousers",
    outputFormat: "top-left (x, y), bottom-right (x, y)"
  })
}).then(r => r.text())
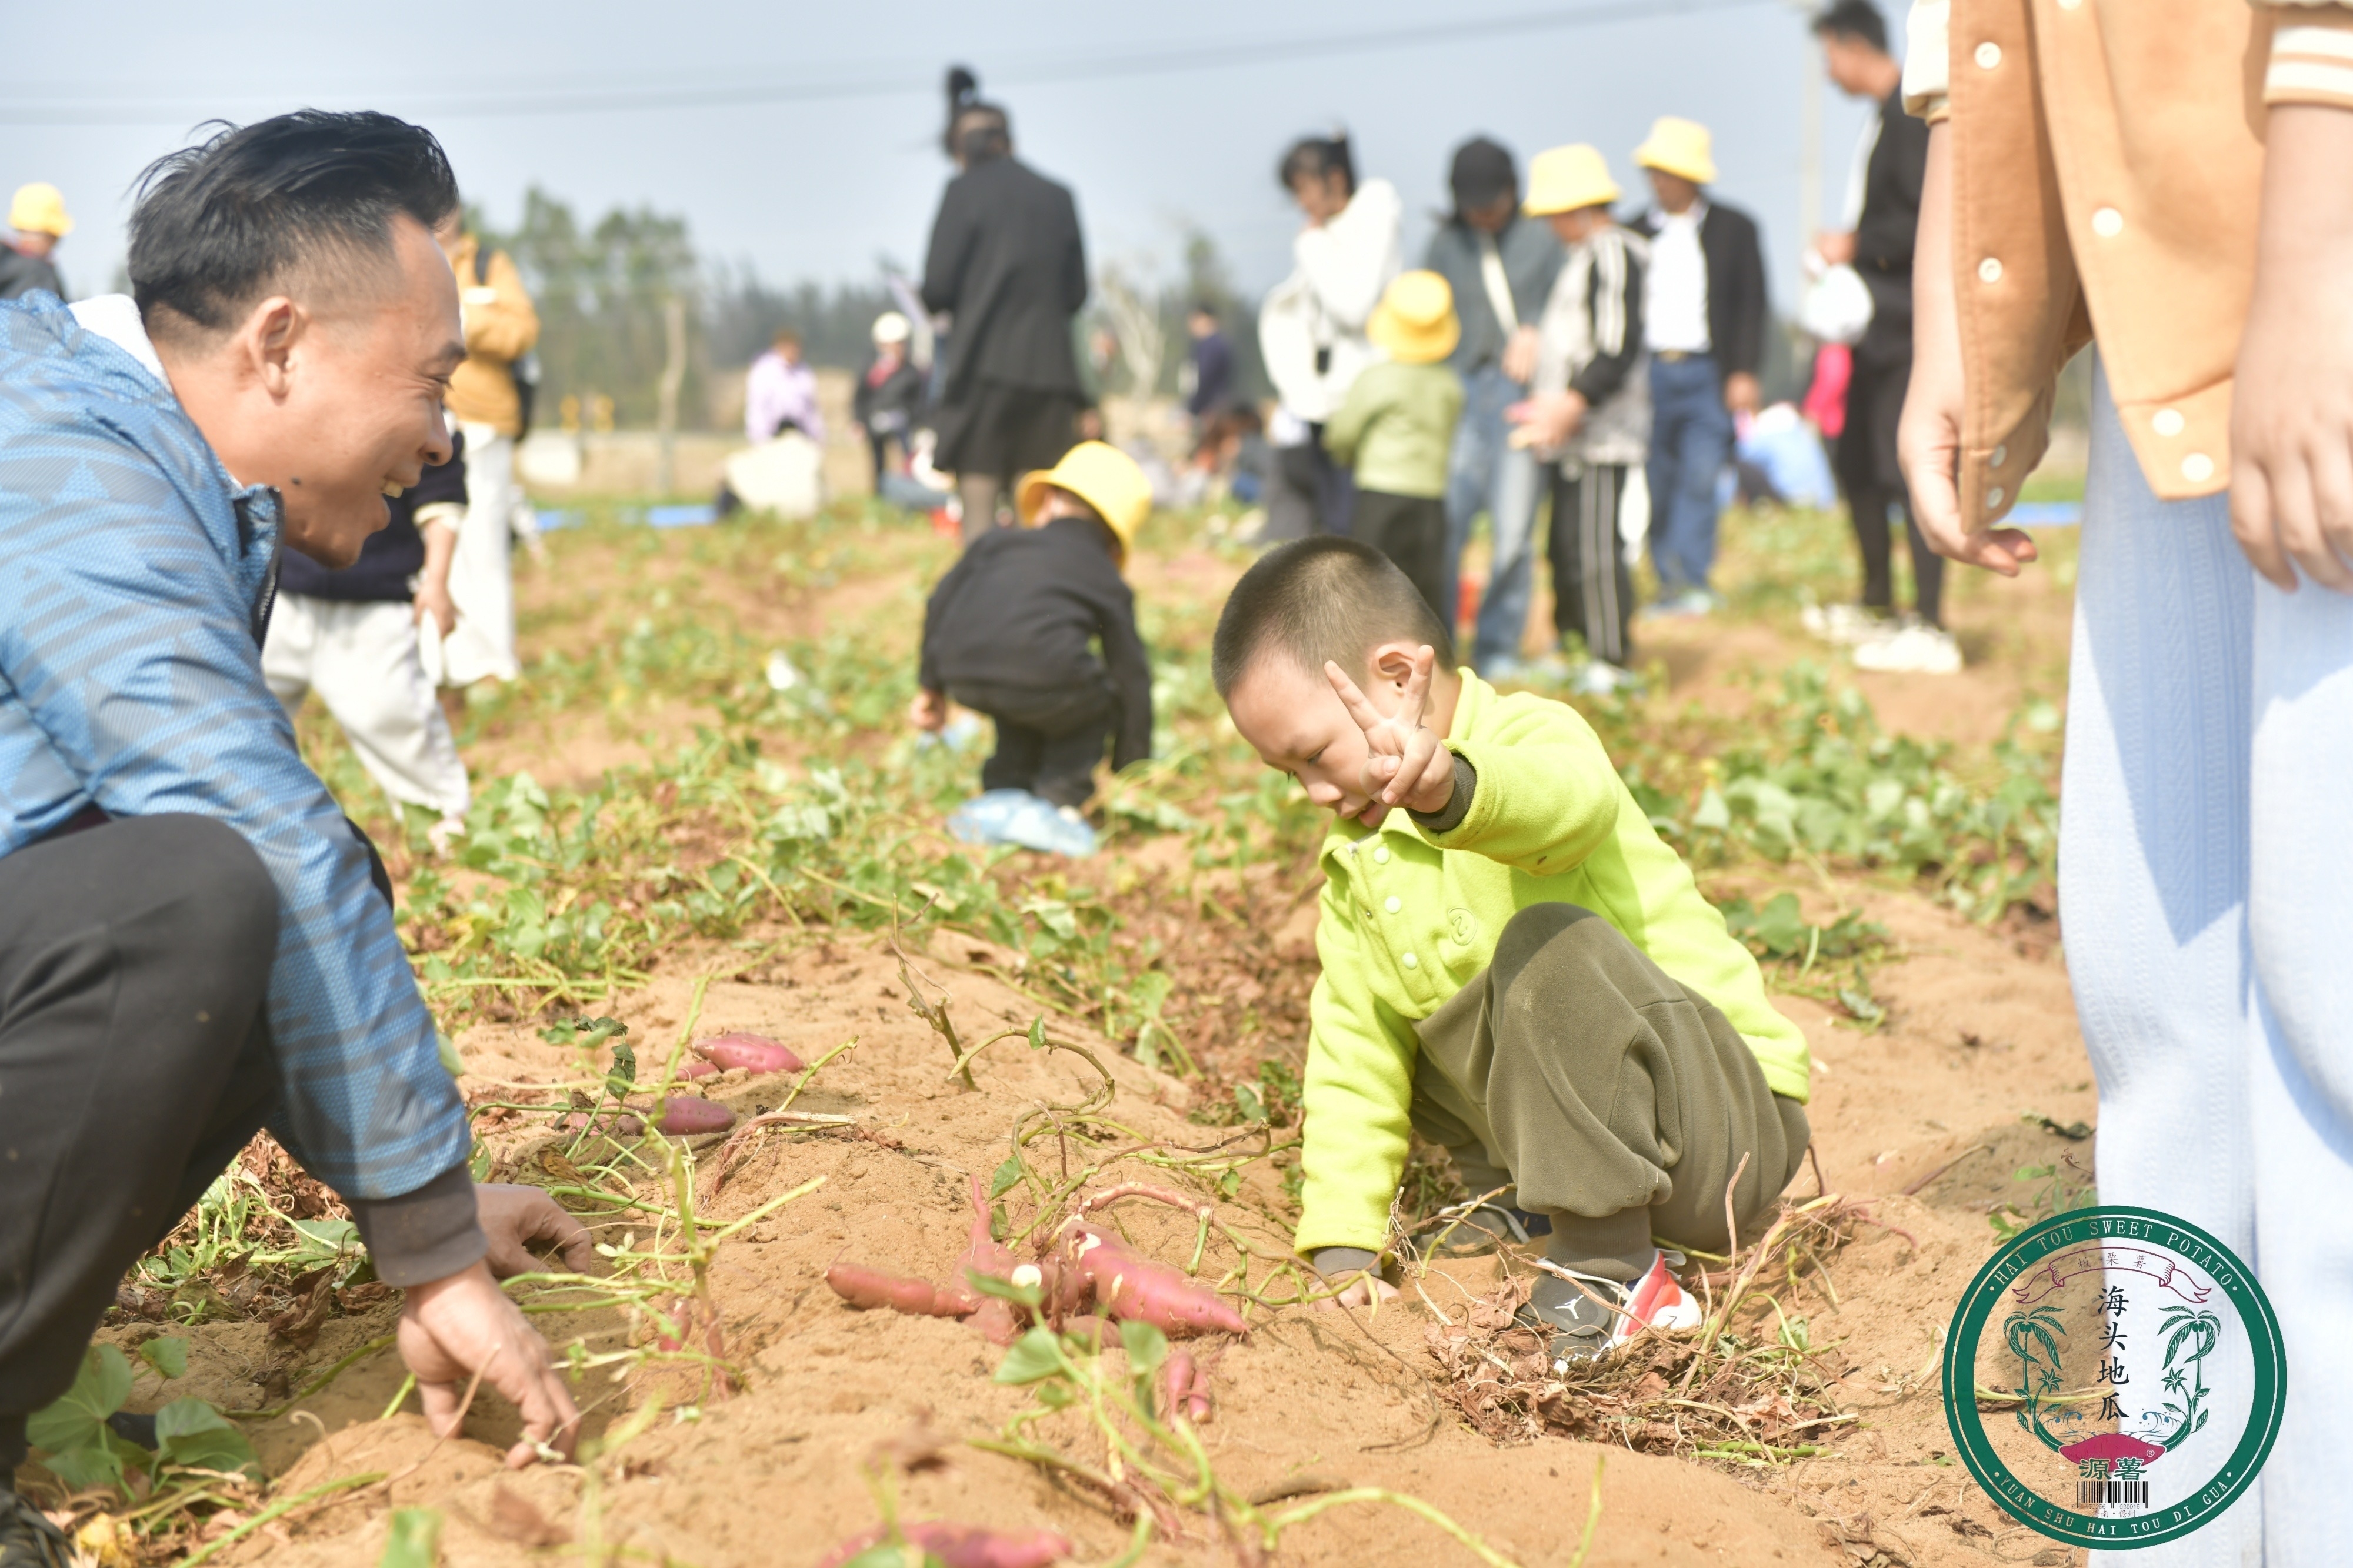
top-left (1548, 463), bottom-right (1636, 668)
top-left (1281, 431), bottom-right (1358, 539)
top-left (1351, 489), bottom-right (1448, 625)
top-left (948, 678), bottom-right (1118, 809)
top-left (1837, 350), bottom-right (1945, 625)
top-left (1645, 352), bottom-right (1736, 596)
top-left (1409, 904), bottom-right (1810, 1282)
top-left (0, 816), bottom-right (281, 1469)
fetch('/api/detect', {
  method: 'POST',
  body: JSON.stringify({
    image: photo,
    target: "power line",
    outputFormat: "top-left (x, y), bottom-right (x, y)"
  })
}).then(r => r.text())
top-left (0, 0), bottom-right (1771, 125)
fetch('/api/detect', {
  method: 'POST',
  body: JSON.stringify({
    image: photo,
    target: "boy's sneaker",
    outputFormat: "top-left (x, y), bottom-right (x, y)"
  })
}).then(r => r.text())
top-left (1852, 617), bottom-right (1963, 675)
top-left (949, 790), bottom-right (1098, 858)
top-left (0, 1490), bottom-right (70, 1568)
top-left (1418, 1200), bottom-right (1554, 1259)
top-left (1640, 588), bottom-right (1718, 621)
top-left (1799, 600), bottom-right (1893, 647)
top-left (1515, 1250), bottom-right (1702, 1370)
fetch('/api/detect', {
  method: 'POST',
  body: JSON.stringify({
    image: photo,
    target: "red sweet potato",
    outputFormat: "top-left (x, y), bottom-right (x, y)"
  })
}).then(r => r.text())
top-left (1158, 1349), bottom-right (1212, 1424)
top-left (818, 1522), bottom-right (1072, 1568)
top-left (694, 1032), bottom-right (805, 1075)
top-left (676, 1059), bottom-right (719, 1080)
top-left (655, 1095), bottom-right (736, 1135)
top-left (1067, 1226), bottom-right (1246, 1337)
top-left (825, 1263), bottom-right (976, 1318)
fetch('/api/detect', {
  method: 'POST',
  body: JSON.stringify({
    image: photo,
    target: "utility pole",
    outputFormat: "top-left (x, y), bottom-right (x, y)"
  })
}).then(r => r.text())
top-left (1792, 0), bottom-right (1823, 260)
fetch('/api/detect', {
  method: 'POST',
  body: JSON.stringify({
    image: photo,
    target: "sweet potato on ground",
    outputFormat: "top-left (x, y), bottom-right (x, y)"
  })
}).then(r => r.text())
top-left (1065, 1226), bottom-right (1247, 1337)
top-left (824, 1263), bottom-right (977, 1318)
top-left (655, 1095), bottom-right (736, 1135)
top-left (1159, 1348), bottom-right (1212, 1423)
top-left (694, 1031), bottom-right (806, 1074)
top-left (818, 1522), bottom-right (1071, 1568)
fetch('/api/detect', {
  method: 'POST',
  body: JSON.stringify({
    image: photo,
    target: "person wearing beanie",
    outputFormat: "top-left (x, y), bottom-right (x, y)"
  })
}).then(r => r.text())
top-left (1509, 145), bottom-right (1652, 696)
top-left (914, 441), bottom-right (1154, 855)
top-left (1322, 271), bottom-right (1467, 619)
top-left (0, 182), bottom-right (72, 302)
top-left (1423, 138), bottom-right (1564, 673)
top-left (1629, 116), bottom-right (1767, 616)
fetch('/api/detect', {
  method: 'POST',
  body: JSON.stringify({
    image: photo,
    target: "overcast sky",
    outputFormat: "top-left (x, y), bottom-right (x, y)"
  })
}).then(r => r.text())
top-left (5, 0), bottom-right (1891, 310)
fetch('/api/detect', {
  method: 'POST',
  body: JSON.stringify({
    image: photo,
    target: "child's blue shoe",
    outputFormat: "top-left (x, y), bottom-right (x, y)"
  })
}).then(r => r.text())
top-left (947, 790), bottom-right (1098, 859)
top-left (947, 789), bottom-right (1035, 843)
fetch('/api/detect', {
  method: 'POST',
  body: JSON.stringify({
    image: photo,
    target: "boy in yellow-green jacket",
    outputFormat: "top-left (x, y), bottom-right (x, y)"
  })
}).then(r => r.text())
top-left (1212, 536), bottom-right (1811, 1362)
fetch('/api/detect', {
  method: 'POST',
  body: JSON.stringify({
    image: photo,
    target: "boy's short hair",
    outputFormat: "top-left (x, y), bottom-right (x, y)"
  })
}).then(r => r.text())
top-left (1212, 537), bottom-right (1454, 698)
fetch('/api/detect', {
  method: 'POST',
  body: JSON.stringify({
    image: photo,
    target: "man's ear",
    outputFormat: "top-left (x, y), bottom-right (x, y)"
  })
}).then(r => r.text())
top-left (242, 296), bottom-right (304, 398)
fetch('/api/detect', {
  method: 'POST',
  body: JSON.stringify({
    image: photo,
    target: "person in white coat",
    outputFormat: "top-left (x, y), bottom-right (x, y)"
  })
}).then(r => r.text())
top-left (1258, 132), bottom-right (1401, 539)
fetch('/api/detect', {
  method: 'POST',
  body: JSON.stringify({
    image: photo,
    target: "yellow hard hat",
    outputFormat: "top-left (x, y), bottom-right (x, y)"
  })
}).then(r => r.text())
top-left (1366, 270), bottom-right (1461, 366)
top-left (1524, 145), bottom-right (1622, 217)
top-left (1632, 116), bottom-right (1718, 186)
top-left (9, 182), bottom-right (72, 238)
top-left (1016, 441), bottom-right (1153, 556)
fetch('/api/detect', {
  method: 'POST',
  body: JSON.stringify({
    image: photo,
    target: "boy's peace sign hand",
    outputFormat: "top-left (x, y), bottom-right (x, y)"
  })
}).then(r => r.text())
top-left (1324, 646), bottom-right (1457, 826)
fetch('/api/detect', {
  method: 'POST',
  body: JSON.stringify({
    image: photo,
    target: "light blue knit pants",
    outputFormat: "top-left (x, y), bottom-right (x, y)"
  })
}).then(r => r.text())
top-left (2067, 363), bottom-right (2353, 1564)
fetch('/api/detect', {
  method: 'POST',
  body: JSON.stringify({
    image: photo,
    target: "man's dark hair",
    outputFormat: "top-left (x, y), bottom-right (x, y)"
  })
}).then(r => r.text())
top-left (1212, 537), bottom-right (1454, 698)
top-left (128, 109), bottom-right (459, 339)
top-left (1448, 136), bottom-right (1518, 221)
top-left (1277, 132), bottom-right (1355, 198)
top-left (944, 65), bottom-right (1012, 162)
top-left (1812, 0), bottom-right (1889, 53)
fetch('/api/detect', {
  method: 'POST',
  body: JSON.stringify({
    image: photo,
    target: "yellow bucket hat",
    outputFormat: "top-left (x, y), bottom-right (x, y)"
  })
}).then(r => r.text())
top-left (9, 182), bottom-right (72, 238)
top-left (1016, 441), bottom-right (1153, 556)
top-left (1367, 270), bottom-right (1460, 366)
top-left (1632, 116), bottom-right (1718, 186)
top-left (1524, 145), bottom-right (1622, 216)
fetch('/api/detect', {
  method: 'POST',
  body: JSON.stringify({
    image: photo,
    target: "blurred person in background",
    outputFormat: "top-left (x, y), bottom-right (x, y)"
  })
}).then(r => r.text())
top-left (1510, 144), bottom-right (1651, 697)
top-left (1259, 131), bottom-right (1402, 540)
top-left (266, 438), bottom-right (472, 850)
top-left (1629, 116), bottom-right (1767, 618)
top-left (431, 210), bottom-right (539, 707)
top-left (747, 325), bottom-right (824, 444)
top-left (1425, 136), bottom-right (1563, 675)
top-left (1323, 270), bottom-right (1464, 618)
top-left (854, 311), bottom-right (924, 488)
top-left (0, 184), bottom-right (72, 302)
top-left (922, 66), bottom-right (1091, 543)
top-left (1803, 0), bottom-right (1950, 673)
top-left (1182, 301), bottom-right (1235, 432)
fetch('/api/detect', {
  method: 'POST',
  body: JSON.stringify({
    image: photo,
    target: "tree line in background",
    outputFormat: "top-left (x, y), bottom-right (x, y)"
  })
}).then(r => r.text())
top-left (470, 186), bottom-right (1265, 433)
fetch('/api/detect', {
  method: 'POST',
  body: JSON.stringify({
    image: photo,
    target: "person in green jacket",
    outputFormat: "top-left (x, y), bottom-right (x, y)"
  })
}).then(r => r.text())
top-left (1212, 536), bottom-right (1812, 1363)
top-left (1322, 270), bottom-right (1464, 622)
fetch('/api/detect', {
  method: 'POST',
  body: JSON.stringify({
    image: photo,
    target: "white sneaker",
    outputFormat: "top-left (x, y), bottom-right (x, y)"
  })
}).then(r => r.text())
top-left (1852, 619), bottom-right (1962, 675)
top-left (1800, 601), bottom-right (1894, 648)
top-left (1567, 659), bottom-right (1645, 698)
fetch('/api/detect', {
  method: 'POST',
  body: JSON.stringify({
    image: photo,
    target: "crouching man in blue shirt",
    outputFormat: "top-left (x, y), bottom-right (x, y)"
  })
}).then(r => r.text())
top-left (0, 111), bottom-right (592, 1554)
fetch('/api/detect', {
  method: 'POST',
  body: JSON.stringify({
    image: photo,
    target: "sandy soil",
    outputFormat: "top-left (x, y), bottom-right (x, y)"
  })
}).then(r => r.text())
top-left (89, 508), bottom-right (2104, 1568)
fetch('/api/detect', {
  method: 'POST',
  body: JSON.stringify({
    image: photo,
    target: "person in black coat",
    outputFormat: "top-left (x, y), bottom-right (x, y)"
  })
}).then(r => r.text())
top-left (852, 311), bottom-right (927, 486)
top-left (1629, 117), bottom-right (1768, 612)
top-left (1813, 0), bottom-right (1946, 649)
top-left (921, 68), bottom-right (1091, 543)
top-left (913, 442), bottom-right (1153, 812)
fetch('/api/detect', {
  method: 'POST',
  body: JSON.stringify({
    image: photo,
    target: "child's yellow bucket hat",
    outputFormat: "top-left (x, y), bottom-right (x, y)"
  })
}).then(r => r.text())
top-left (1524, 145), bottom-right (1621, 217)
top-left (1016, 440), bottom-right (1153, 553)
top-left (1367, 270), bottom-right (1460, 366)
top-left (1632, 116), bottom-right (1718, 186)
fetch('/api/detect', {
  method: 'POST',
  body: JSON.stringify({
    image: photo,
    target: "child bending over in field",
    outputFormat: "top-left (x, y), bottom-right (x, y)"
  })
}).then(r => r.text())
top-left (1211, 536), bottom-right (1812, 1362)
top-left (915, 441), bottom-right (1154, 858)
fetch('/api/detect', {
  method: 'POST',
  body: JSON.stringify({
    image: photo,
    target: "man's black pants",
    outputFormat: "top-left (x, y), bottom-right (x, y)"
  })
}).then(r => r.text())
top-left (948, 677), bottom-right (1118, 809)
top-left (1548, 463), bottom-right (1637, 668)
top-left (0, 816), bottom-right (280, 1470)
top-left (1837, 349), bottom-right (1945, 625)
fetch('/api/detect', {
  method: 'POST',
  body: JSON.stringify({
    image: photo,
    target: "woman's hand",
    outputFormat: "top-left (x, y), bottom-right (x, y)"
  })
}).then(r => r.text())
top-left (909, 688), bottom-right (948, 732)
top-left (1507, 389), bottom-right (1588, 451)
top-left (1899, 122), bottom-right (2037, 576)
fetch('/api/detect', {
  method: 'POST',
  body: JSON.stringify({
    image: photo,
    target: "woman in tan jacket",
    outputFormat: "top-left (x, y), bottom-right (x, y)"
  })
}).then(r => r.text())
top-left (1900, 2), bottom-right (2353, 1556)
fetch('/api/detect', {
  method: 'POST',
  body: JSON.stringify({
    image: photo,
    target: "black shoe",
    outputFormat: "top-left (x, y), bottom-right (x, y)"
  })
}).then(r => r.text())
top-left (1514, 1269), bottom-right (1633, 1369)
top-left (1417, 1201), bottom-right (1554, 1259)
top-left (0, 1491), bottom-right (72, 1568)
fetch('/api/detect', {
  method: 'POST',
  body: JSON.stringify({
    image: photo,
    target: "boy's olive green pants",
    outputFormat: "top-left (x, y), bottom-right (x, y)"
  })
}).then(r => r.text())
top-left (1410, 903), bottom-right (1811, 1280)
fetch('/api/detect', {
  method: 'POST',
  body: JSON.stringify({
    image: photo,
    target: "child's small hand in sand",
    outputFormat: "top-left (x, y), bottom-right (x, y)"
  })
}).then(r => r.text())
top-left (1324, 645), bottom-right (1456, 827)
top-left (909, 688), bottom-right (948, 732)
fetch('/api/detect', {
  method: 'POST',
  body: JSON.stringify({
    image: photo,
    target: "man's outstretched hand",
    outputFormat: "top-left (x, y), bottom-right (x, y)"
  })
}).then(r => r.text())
top-left (475, 1184), bottom-right (596, 1278)
top-left (1324, 646), bottom-right (1455, 827)
top-left (398, 1262), bottom-right (579, 1467)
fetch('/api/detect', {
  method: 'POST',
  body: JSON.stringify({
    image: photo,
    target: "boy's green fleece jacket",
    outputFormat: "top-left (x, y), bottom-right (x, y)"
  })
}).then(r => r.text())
top-left (1295, 672), bottom-right (1812, 1254)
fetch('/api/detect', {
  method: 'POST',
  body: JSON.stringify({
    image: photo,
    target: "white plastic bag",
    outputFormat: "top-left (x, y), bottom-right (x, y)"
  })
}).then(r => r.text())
top-left (1799, 261), bottom-right (1873, 347)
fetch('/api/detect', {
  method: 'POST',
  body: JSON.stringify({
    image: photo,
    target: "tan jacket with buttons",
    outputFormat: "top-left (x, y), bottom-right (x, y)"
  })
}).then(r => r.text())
top-left (442, 233), bottom-right (541, 438)
top-left (1902, 0), bottom-right (2353, 528)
